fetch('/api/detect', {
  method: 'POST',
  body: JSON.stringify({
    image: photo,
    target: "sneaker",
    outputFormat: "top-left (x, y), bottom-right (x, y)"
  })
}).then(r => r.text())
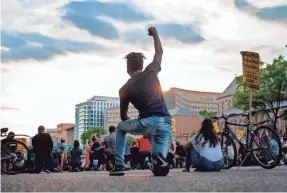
top-left (44, 169), bottom-right (52, 174)
top-left (109, 165), bottom-right (125, 176)
top-left (182, 168), bottom-right (190, 172)
top-left (124, 164), bottom-right (131, 171)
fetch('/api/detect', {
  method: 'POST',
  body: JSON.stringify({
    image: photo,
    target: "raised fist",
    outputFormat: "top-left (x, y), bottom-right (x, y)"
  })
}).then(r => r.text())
top-left (148, 27), bottom-right (158, 36)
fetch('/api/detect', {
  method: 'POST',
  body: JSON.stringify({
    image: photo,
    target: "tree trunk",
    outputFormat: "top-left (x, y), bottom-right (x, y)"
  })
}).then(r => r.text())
top-left (273, 116), bottom-right (278, 131)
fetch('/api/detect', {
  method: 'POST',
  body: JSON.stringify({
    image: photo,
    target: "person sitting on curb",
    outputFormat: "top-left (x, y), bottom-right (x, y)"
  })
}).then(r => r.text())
top-left (183, 118), bottom-right (224, 172)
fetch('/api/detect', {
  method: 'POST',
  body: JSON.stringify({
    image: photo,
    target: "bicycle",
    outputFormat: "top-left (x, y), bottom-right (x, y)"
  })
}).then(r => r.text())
top-left (1, 128), bottom-right (30, 175)
top-left (212, 113), bottom-right (282, 170)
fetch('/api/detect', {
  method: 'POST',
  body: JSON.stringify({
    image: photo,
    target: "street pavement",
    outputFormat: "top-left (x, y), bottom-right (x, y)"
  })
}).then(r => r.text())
top-left (1, 166), bottom-right (287, 192)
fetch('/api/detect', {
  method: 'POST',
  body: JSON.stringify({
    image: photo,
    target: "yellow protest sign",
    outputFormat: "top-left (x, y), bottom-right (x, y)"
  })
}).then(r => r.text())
top-left (241, 51), bottom-right (260, 90)
top-left (213, 121), bottom-right (220, 134)
top-left (236, 129), bottom-right (244, 137)
top-left (15, 138), bottom-right (28, 152)
top-left (171, 118), bottom-right (176, 134)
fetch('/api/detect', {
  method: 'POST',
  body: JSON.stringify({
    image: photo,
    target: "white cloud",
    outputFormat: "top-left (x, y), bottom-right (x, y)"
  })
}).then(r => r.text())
top-left (246, 0), bottom-right (287, 8)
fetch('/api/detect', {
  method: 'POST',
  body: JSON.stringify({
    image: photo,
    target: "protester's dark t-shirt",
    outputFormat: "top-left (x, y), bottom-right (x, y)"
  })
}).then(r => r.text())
top-left (119, 60), bottom-right (170, 119)
top-left (32, 133), bottom-right (53, 154)
top-left (176, 145), bottom-right (186, 157)
top-left (71, 148), bottom-right (82, 164)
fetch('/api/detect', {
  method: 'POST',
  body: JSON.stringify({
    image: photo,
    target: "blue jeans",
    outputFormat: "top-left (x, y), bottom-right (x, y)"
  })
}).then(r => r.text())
top-left (186, 145), bottom-right (224, 171)
top-left (115, 116), bottom-right (172, 166)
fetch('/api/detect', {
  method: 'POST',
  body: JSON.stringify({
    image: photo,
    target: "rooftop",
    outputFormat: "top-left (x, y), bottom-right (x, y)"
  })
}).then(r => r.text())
top-left (169, 107), bottom-right (196, 116)
top-left (217, 78), bottom-right (238, 99)
top-left (164, 87), bottom-right (220, 96)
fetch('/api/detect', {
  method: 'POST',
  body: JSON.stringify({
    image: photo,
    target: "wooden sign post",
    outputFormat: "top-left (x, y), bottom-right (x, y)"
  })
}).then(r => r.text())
top-left (240, 51), bottom-right (260, 122)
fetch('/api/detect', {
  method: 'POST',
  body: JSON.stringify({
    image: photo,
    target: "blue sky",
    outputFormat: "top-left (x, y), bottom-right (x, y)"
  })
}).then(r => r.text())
top-left (1, 0), bottom-right (287, 136)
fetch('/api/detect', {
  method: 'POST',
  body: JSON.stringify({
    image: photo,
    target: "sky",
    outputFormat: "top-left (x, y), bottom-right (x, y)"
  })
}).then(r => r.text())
top-left (1, 0), bottom-right (287, 136)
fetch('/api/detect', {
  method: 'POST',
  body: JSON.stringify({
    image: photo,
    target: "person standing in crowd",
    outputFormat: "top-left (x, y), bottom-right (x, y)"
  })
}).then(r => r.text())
top-left (104, 126), bottom-right (116, 170)
top-left (32, 126), bottom-right (53, 174)
top-left (183, 118), bottom-right (224, 172)
top-left (104, 126), bottom-right (116, 154)
top-left (137, 137), bottom-right (151, 170)
top-left (70, 140), bottom-right (83, 172)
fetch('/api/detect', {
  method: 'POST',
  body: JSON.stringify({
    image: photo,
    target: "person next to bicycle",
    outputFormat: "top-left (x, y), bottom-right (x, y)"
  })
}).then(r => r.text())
top-left (1, 131), bottom-right (17, 170)
top-left (1, 131), bottom-right (16, 145)
top-left (182, 118), bottom-right (224, 172)
top-left (268, 133), bottom-right (280, 162)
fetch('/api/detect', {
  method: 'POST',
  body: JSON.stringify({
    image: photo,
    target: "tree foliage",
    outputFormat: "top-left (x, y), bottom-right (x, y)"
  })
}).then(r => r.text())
top-left (199, 110), bottom-right (217, 118)
top-left (233, 55), bottom-right (287, 129)
top-left (126, 136), bottom-right (135, 145)
top-left (80, 126), bottom-right (108, 144)
top-left (189, 130), bottom-right (197, 138)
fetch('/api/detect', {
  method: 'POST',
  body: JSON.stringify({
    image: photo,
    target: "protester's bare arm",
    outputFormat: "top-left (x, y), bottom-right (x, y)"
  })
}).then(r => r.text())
top-left (148, 27), bottom-right (163, 64)
top-left (120, 102), bottom-right (130, 121)
top-left (119, 89), bottom-right (130, 121)
top-left (184, 141), bottom-right (192, 150)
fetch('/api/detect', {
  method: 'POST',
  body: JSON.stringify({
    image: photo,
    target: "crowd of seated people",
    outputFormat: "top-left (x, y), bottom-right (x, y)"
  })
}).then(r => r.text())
top-left (7, 119), bottom-right (286, 175)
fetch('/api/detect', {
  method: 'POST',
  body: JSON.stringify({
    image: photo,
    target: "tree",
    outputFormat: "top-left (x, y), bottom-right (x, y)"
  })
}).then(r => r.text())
top-left (280, 109), bottom-right (287, 120)
top-left (80, 126), bottom-right (108, 144)
top-left (233, 55), bottom-right (287, 130)
top-left (199, 110), bottom-right (217, 118)
top-left (189, 131), bottom-right (197, 138)
top-left (126, 136), bottom-right (135, 145)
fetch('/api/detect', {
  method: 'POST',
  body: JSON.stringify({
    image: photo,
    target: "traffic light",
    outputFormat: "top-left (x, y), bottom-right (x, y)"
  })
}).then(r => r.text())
top-left (171, 118), bottom-right (176, 134)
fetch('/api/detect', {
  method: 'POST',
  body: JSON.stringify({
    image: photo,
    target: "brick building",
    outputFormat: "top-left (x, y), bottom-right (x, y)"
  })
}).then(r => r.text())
top-left (164, 87), bottom-right (219, 114)
top-left (170, 108), bottom-right (204, 142)
top-left (66, 126), bottom-right (74, 145)
top-left (57, 123), bottom-right (74, 142)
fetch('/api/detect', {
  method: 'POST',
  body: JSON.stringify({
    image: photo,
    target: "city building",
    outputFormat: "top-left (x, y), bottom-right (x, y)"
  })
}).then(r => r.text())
top-left (105, 105), bottom-right (204, 142)
top-left (105, 105), bottom-right (138, 129)
top-left (217, 78), bottom-right (238, 115)
top-left (66, 126), bottom-right (74, 145)
top-left (45, 128), bottom-right (58, 145)
top-left (74, 96), bottom-right (120, 142)
top-left (163, 87), bottom-right (219, 114)
top-left (57, 123), bottom-right (74, 142)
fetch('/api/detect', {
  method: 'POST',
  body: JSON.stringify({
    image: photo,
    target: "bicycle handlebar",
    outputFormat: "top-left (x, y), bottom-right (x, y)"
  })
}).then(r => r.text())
top-left (211, 113), bottom-right (238, 120)
top-left (1, 134), bottom-right (31, 138)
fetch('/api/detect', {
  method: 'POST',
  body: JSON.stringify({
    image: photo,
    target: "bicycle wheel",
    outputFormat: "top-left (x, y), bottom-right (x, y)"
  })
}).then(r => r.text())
top-left (251, 126), bottom-right (282, 169)
top-left (220, 133), bottom-right (237, 169)
top-left (1, 141), bottom-right (29, 175)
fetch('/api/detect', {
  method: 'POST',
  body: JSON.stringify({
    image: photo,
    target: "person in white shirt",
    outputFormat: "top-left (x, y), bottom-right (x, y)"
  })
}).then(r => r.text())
top-left (183, 118), bottom-right (224, 172)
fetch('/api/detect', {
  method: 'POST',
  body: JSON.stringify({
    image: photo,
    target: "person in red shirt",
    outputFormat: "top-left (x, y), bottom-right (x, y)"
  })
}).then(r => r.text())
top-left (137, 137), bottom-right (151, 170)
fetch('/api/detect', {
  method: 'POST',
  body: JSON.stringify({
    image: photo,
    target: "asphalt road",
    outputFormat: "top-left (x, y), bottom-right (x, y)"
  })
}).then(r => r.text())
top-left (1, 166), bottom-right (287, 192)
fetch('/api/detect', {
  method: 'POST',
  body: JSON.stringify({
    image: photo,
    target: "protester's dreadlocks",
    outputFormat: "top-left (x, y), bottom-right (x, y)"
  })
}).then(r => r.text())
top-left (123, 52), bottom-right (147, 61)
